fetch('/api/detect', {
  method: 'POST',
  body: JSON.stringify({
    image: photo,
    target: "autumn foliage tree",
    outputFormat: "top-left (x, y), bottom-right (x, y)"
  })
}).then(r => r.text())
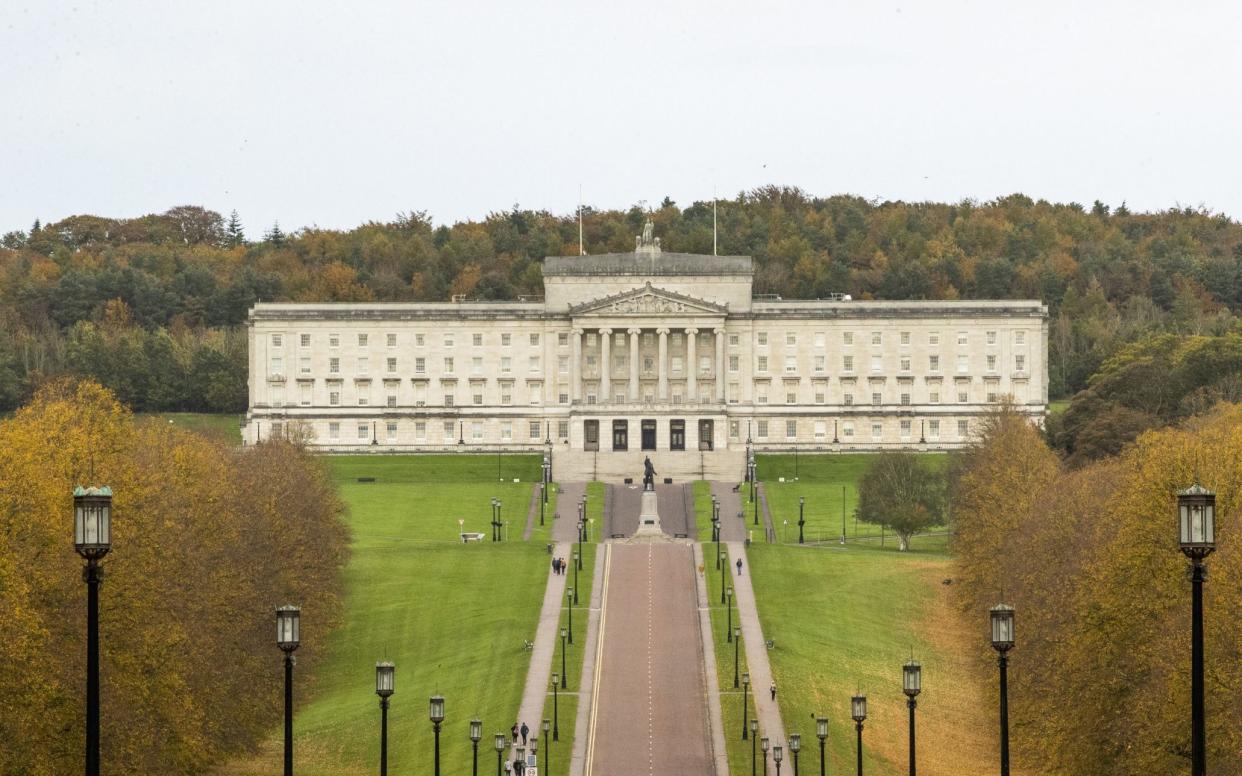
top-left (953, 402), bottom-right (1242, 774)
top-left (0, 380), bottom-right (349, 774)
top-left (856, 452), bottom-right (946, 550)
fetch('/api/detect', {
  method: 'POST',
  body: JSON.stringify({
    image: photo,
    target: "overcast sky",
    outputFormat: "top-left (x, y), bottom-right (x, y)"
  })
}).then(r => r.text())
top-left (3, 1), bottom-right (1241, 234)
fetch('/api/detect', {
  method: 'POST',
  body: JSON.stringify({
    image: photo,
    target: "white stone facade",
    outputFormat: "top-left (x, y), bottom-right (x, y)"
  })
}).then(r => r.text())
top-left (245, 230), bottom-right (1047, 481)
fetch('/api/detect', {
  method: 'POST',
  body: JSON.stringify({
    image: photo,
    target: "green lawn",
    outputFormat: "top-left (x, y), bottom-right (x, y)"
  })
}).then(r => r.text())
top-left (706, 556), bottom-right (752, 775)
top-left (1048, 399), bottom-right (1070, 416)
top-left (692, 481), bottom-right (713, 542)
top-left (747, 544), bottom-right (991, 776)
top-left (143, 412), bottom-right (243, 444)
top-left (759, 453), bottom-right (948, 547)
top-left (221, 455), bottom-right (560, 776)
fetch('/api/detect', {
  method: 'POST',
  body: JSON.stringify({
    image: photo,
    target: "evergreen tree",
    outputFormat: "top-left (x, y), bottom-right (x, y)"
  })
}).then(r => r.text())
top-left (225, 209), bottom-right (245, 246)
top-left (264, 221), bottom-right (285, 246)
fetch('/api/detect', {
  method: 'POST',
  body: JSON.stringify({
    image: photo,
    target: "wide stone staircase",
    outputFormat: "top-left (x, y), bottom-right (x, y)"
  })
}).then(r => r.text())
top-left (553, 448), bottom-right (744, 484)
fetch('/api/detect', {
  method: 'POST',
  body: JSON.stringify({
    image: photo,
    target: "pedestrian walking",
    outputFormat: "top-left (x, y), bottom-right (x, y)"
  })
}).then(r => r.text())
top-left (736, 557), bottom-right (743, 575)
top-left (511, 722), bottom-right (519, 742)
top-left (520, 721), bottom-right (529, 745)
top-left (504, 760), bottom-right (513, 775)
top-left (770, 683), bottom-right (777, 701)
top-left (551, 557), bottom-right (558, 574)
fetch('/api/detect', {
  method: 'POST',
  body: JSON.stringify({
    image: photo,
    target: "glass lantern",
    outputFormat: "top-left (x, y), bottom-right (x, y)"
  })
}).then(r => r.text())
top-left (851, 695), bottom-right (867, 723)
top-left (494, 733), bottom-right (507, 752)
top-left (470, 719), bottom-right (482, 743)
top-left (990, 603), bottom-right (1015, 652)
top-left (1178, 483), bottom-right (1216, 558)
top-left (73, 486), bottom-right (113, 560)
top-left (902, 660), bottom-right (922, 698)
top-left (375, 661), bottom-right (395, 698)
top-left (816, 716), bottom-right (828, 740)
top-left (276, 605), bottom-right (300, 653)
top-left (789, 734), bottom-right (801, 753)
top-left (429, 694), bottom-right (445, 724)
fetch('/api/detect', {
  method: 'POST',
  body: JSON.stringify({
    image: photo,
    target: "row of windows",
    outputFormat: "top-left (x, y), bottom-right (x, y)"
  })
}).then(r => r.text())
top-left (272, 329), bottom-right (1030, 351)
top-left (748, 417), bottom-right (971, 440)
top-left (319, 419), bottom-right (558, 443)
top-left (754, 353), bottom-right (1028, 374)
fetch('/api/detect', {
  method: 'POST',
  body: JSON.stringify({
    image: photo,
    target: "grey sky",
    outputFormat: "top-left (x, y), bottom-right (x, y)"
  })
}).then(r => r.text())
top-left (4, 0), bottom-right (1241, 234)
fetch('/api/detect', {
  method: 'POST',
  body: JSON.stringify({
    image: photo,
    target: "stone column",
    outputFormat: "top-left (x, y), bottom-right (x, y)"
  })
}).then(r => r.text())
top-left (715, 328), bottom-right (727, 402)
top-left (657, 328), bottom-right (670, 401)
top-left (599, 328), bottom-right (612, 403)
top-left (571, 328), bottom-right (583, 402)
top-left (628, 328), bottom-right (641, 401)
top-left (685, 328), bottom-right (699, 402)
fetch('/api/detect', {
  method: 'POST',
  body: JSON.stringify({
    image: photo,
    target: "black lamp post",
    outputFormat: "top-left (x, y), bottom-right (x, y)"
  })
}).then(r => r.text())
top-left (903, 661), bottom-right (921, 776)
top-left (762, 737), bottom-right (771, 776)
top-left (540, 484), bottom-right (546, 526)
top-left (750, 718), bottom-right (758, 776)
top-left (496, 499), bottom-right (502, 541)
top-left (573, 552), bottom-right (580, 603)
top-left (1179, 483), bottom-right (1215, 776)
top-left (276, 605), bottom-right (300, 776)
top-left (742, 672), bottom-right (751, 739)
top-left (530, 736), bottom-right (538, 773)
top-left (74, 485), bottom-right (112, 776)
top-left (714, 518), bottom-right (722, 568)
top-left (470, 719), bottom-right (482, 776)
top-left (542, 456), bottom-right (551, 503)
top-left (816, 716), bottom-right (828, 776)
top-left (429, 694), bottom-right (445, 776)
top-left (798, 496), bottom-right (805, 544)
top-left (551, 674), bottom-right (560, 740)
top-left (376, 662), bottom-right (395, 776)
top-left (851, 695), bottom-right (867, 776)
top-left (733, 626), bottom-right (741, 688)
top-left (990, 603), bottom-right (1015, 776)
top-left (491, 498), bottom-right (500, 542)
top-left (720, 550), bottom-right (728, 604)
top-left (494, 733), bottom-right (506, 776)
top-left (560, 628), bottom-right (568, 688)
top-left (789, 734), bottom-right (800, 776)
top-left (542, 719), bottom-right (551, 773)
top-left (774, 744), bottom-right (784, 776)
top-left (727, 586), bottom-right (734, 642)
top-left (566, 587), bottom-right (574, 644)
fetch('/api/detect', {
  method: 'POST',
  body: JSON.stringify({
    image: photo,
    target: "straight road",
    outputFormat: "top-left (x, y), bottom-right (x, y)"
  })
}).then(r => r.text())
top-left (586, 541), bottom-right (713, 775)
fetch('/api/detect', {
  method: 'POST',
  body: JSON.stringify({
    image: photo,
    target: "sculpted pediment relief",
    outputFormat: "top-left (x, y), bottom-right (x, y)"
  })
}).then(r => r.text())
top-left (571, 282), bottom-right (727, 316)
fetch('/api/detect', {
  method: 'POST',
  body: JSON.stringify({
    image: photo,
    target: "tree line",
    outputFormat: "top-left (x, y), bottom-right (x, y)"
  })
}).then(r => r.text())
top-left (2, 190), bottom-right (1240, 410)
top-left (0, 381), bottom-right (349, 773)
top-left (952, 404), bottom-right (1242, 773)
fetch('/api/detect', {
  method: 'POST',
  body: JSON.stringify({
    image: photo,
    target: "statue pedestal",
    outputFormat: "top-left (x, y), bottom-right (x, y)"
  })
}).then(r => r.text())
top-left (635, 489), bottom-right (662, 536)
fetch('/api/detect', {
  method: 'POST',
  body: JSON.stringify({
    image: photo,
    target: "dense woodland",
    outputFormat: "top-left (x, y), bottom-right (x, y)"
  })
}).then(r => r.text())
top-left (2, 188), bottom-right (1240, 429)
top-left (953, 404), bottom-right (1242, 775)
top-left (0, 381), bottom-right (349, 774)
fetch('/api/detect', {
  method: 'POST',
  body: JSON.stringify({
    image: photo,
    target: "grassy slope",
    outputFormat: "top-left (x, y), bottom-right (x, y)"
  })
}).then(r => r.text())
top-left (142, 412), bottom-right (243, 444)
top-left (748, 544), bottom-right (993, 776)
top-left (759, 453), bottom-right (947, 549)
top-left (706, 556), bottom-right (752, 775)
top-left (218, 455), bottom-right (560, 776)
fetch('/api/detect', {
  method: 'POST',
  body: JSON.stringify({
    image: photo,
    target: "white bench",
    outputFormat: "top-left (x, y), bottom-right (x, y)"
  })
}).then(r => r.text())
top-left (460, 532), bottom-right (486, 543)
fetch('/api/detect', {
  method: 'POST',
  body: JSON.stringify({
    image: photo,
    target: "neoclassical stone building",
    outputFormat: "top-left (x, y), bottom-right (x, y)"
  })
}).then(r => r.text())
top-left (245, 224), bottom-right (1047, 481)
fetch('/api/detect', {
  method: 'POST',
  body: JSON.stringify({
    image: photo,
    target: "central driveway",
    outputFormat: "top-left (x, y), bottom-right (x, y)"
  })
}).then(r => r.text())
top-left (588, 541), bottom-right (712, 775)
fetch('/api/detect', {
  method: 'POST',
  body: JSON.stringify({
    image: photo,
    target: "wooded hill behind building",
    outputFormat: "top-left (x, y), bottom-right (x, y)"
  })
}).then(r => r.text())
top-left (2, 188), bottom-right (1241, 460)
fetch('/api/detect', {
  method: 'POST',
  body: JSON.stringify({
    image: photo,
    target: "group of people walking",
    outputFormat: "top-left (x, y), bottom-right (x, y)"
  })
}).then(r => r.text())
top-left (504, 722), bottom-right (530, 774)
top-left (551, 556), bottom-right (570, 575)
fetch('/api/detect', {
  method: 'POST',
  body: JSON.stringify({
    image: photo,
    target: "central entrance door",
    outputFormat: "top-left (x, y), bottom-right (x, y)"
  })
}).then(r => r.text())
top-left (698, 419), bottom-right (714, 451)
top-left (670, 420), bottom-right (685, 450)
top-left (641, 420), bottom-right (657, 451)
top-left (612, 419), bottom-right (628, 451)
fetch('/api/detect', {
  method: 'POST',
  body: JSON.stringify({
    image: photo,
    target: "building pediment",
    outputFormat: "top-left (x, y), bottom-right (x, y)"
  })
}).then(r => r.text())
top-left (569, 282), bottom-right (728, 316)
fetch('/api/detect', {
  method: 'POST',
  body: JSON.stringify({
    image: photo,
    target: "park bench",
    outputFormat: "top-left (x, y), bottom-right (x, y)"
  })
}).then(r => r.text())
top-left (460, 532), bottom-right (485, 543)
top-left (522, 639), bottom-right (534, 651)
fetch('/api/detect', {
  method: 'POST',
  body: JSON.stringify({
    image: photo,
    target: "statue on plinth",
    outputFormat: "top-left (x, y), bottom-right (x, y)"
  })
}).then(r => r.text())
top-left (642, 456), bottom-right (657, 491)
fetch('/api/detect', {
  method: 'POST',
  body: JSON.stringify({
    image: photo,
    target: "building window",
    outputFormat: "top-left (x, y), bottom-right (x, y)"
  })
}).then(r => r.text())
top-left (842, 421), bottom-right (854, 438)
top-left (615, 355), bottom-right (626, 370)
top-left (901, 393), bottom-right (910, 405)
top-left (958, 390), bottom-right (968, 403)
top-left (558, 332), bottom-right (569, 346)
top-left (558, 356), bottom-right (569, 374)
top-left (300, 333), bottom-right (311, 347)
top-left (472, 357), bottom-right (483, 374)
top-left (586, 355), bottom-right (597, 369)
top-left (444, 421), bottom-right (456, 442)
top-left (644, 333), bottom-right (655, 346)
top-left (386, 422), bottom-right (397, 441)
top-left (386, 392), bottom-right (397, 408)
top-left (957, 332), bottom-right (968, 346)
top-left (500, 390), bottom-right (512, 405)
top-left (929, 355), bottom-right (940, 372)
top-left (729, 334), bottom-right (740, 346)
top-left (444, 394), bottom-right (454, 407)
top-left (928, 420), bottom-right (940, 438)
top-left (299, 356), bottom-right (311, 374)
top-left (299, 384), bottom-right (311, 406)
top-left (843, 355), bottom-right (854, 372)
top-left (843, 332), bottom-right (854, 345)
top-left (473, 333), bottom-right (483, 347)
top-left (786, 390), bottom-right (796, 404)
top-left (987, 355), bottom-right (997, 372)
top-left (270, 357), bottom-right (283, 376)
top-left (558, 391), bottom-right (569, 404)
top-left (472, 390), bottom-right (483, 405)
top-left (814, 386), bottom-right (826, 404)
top-left (814, 332), bottom-right (825, 347)
top-left (786, 332), bottom-right (796, 345)
top-left (928, 332), bottom-right (939, 345)
top-left (329, 333), bottom-right (339, 348)
top-left (387, 357), bottom-right (397, 373)
top-left (730, 420), bottom-right (741, 439)
top-left (329, 390), bottom-right (340, 406)
top-left (814, 421), bottom-right (826, 439)
top-left (271, 386), bottom-right (284, 407)
top-left (557, 421), bottom-right (569, 439)
top-left (987, 389), bottom-right (998, 403)
top-left (415, 357), bottom-right (426, 374)
top-left (415, 421), bottom-right (426, 441)
top-left (785, 356), bottom-right (797, 373)
top-left (1015, 354), bottom-right (1026, 372)
top-left (328, 422), bottom-right (339, 440)
top-left (358, 392), bottom-right (369, 406)
top-left (844, 393), bottom-right (853, 406)
top-left (444, 357), bottom-right (454, 373)
top-left (870, 355), bottom-right (882, 373)
top-left (501, 422), bottom-right (512, 441)
top-left (615, 333), bottom-right (625, 347)
top-left (871, 392), bottom-right (881, 406)
top-left (358, 333), bottom-right (369, 347)
top-left (987, 331), bottom-right (997, 345)
top-left (472, 422), bottom-right (483, 441)
top-left (416, 333), bottom-right (425, 346)
top-left (530, 421), bottom-right (541, 440)
top-left (956, 355), bottom-right (969, 374)
top-left (271, 333), bottom-right (283, 348)
top-left (757, 332), bottom-right (767, 346)
top-left (529, 382), bottom-right (542, 404)
top-left (530, 333), bottom-right (540, 346)
top-left (672, 356), bottom-right (684, 374)
top-left (444, 333), bottom-right (454, 347)
top-left (501, 357), bottom-right (512, 373)
top-left (958, 419), bottom-right (969, 437)
top-left (871, 332), bottom-right (881, 346)
top-left (357, 357), bottom-right (369, 374)
top-left (357, 424), bottom-right (369, 441)
top-left (900, 331), bottom-right (910, 346)
top-left (900, 420), bottom-right (911, 438)
top-left (756, 385), bottom-right (768, 405)
top-left (728, 383), bottom-right (740, 404)
top-left (1015, 330), bottom-right (1026, 345)
top-left (501, 333), bottom-right (511, 346)
top-left (900, 357), bottom-right (910, 372)
top-left (387, 333), bottom-right (397, 347)
top-left (929, 391), bottom-right (940, 404)
top-left (757, 420), bottom-right (768, 439)
top-left (814, 355), bottom-right (825, 373)
top-left (729, 355), bottom-right (739, 372)
top-left (871, 423), bottom-right (882, 440)
top-left (786, 420), bottom-right (797, 439)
